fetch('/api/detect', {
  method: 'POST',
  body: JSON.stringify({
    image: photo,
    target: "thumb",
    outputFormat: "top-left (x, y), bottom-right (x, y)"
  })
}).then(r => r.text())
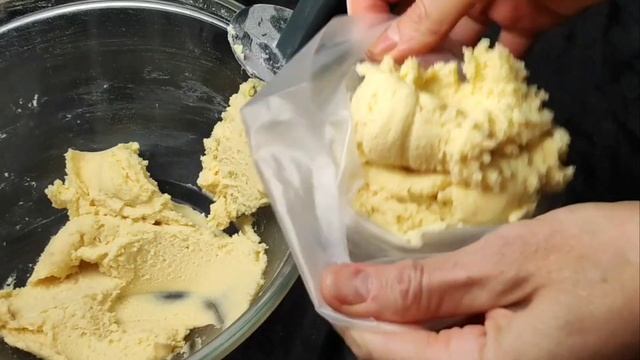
top-left (368, 0), bottom-right (475, 61)
top-left (321, 227), bottom-right (536, 323)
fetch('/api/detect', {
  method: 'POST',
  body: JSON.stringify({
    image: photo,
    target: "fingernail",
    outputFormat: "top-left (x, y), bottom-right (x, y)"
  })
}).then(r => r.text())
top-left (368, 22), bottom-right (399, 59)
top-left (329, 267), bottom-right (371, 305)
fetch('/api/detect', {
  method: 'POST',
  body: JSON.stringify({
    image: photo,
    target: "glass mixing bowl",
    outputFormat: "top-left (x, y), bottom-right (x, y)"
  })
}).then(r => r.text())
top-left (0, 0), bottom-right (297, 359)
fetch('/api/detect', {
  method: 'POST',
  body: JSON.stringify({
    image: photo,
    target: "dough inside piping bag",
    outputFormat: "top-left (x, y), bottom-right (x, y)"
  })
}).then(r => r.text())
top-left (349, 40), bottom-right (574, 247)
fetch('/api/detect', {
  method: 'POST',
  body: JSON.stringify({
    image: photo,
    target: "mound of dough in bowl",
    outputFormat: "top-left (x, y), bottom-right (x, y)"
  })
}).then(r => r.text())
top-left (351, 39), bottom-right (574, 247)
top-left (0, 82), bottom-right (268, 360)
top-left (198, 79), bottom-right (269, 230)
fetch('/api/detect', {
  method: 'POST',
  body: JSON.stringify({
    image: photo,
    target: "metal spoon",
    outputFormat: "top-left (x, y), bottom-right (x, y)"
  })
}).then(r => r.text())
top-left (155, 291), bottom-right (225, 327)
top-left (228, 0), bottom-right (343, 81)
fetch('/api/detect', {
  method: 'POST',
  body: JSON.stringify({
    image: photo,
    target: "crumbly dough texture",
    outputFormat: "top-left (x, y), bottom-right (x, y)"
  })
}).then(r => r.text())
top-left (351, 40), bottom-right (574, 246)
top-left (198, 79), bottom-right (269, 230)
top-left (0, 130), bottom-right (267, 356)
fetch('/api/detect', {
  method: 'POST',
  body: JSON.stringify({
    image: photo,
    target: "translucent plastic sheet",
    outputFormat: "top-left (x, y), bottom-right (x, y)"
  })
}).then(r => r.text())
top-left (242, 16), bottom-right (492, 330)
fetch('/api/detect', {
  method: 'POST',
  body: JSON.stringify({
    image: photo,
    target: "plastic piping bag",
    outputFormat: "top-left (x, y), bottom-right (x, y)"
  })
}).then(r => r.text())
top-left (242, 15), bottom-right (490, 330)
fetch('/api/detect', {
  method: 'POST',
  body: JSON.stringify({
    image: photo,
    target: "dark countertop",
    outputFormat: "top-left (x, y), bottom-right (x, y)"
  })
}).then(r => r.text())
top-left (228, 0), bottom-right (639, 359)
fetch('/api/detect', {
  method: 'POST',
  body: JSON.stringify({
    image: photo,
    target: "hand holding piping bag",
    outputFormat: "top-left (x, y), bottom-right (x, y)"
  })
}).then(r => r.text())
top-left (322, 1), bottom-right (639, 359)
top-left (349, 0), bottom-right (602, 60)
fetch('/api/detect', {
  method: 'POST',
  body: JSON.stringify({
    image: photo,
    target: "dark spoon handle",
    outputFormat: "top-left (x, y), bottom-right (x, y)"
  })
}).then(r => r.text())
top-left (276, 0), bottom-right (345, 62)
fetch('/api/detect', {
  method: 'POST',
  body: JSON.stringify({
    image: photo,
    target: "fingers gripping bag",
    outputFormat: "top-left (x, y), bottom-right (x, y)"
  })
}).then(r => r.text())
top-left (242, 16), bottom-right (574, 329)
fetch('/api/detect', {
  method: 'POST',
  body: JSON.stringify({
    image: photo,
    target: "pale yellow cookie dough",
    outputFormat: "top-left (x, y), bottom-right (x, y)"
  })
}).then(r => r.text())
top-left (46, 142), bottom-right (189, 225)
top-left (0, 143), bottom-right (266, 360)
top-left (198, 79), bottom-right (269, 230)
top-left (351, 40), bottom-right (574, 245)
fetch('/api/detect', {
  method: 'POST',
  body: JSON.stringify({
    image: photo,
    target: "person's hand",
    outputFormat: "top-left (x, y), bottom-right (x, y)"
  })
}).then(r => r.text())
top-left (349, 0), bottom-right (602, 60)
top-left (322, 202), bottom-right (640, 359)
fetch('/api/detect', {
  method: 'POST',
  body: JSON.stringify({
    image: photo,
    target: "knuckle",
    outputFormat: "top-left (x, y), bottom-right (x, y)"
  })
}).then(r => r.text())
top-left (489, 1), bottom-right (527, 27)
top-left (490, 1), bottom-right (552, 33)
top-left (392, 260), bottom-right (428, 310)
top-left (405, 0), bottom-right (449, 40)
top-left (468, 2), bottom-right (491, 24)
